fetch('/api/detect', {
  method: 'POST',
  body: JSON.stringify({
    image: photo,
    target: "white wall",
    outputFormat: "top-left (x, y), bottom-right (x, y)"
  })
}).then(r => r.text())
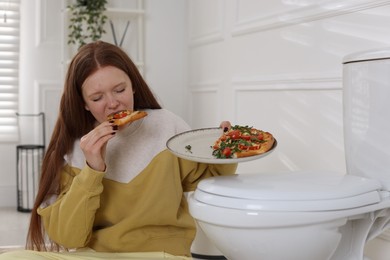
top-left (144, 0), bottom-right (188, 120)
top-left (187, 0), bottom-right (390, 176)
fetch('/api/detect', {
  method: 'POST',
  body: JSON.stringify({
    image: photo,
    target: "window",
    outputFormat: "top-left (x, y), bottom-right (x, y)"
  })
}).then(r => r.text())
top-left (0, 0), bottom-right (19, 142)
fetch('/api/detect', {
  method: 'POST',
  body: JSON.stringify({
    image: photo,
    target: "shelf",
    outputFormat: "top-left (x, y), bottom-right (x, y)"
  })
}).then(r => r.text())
top-left (62, 0), bottom-right (145, 76)
top-left (63, 7), bottom-right (144, 17)
top-left (106, 8), bottom-right (145, 17)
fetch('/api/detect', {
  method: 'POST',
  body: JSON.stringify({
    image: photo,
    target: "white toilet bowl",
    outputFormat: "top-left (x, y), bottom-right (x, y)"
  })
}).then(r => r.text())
top-left (189, 171), bottom-right (390, 260)
top-left (188, 48), bottom-right (390, 260)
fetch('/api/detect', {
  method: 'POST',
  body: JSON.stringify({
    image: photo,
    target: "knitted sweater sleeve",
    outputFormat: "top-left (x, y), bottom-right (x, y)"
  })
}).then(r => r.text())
top-left (179, 158), bottom-right (238, 191)
top-left (37, 164), bottom-right (105, 249)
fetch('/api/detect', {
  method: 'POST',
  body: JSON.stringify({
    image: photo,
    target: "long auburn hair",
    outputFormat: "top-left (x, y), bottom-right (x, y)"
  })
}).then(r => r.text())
top-left (26, 41), bottom-right (161, 251)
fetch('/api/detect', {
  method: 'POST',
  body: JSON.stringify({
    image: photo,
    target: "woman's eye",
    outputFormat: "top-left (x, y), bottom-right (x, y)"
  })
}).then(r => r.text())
top-left (92, 96), bottom-right (102, 102)
top-left (116, 88), bottom-right (125, 93)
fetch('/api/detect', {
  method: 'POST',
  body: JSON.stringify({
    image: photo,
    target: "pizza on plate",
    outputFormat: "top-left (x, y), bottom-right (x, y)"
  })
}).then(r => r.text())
top-left (212, 125), bottom-right (275, 159)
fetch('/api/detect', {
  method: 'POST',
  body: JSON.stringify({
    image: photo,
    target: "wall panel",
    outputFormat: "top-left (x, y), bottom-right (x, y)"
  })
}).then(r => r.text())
top-left (36, 0), bottom-right (61, 46)
top-left (190, 87), bottom-right (219, 129)
top-left (234, 88), bottom-right (345, 174)
top-left (232, 0), bottom-right (390, 35)
top-left (188, 0), bottom-right (225, 46)
top-left (34, 80), bottom-right (62, 146)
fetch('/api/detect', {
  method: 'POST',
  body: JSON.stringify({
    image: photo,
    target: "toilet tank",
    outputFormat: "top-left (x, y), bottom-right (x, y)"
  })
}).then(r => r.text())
top-left (343, 49), bottom-right (390, 190)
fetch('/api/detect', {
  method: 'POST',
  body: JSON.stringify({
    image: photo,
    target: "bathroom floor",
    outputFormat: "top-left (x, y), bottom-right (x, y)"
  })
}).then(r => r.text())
top-left (0, 207), bottom-right (30, 249)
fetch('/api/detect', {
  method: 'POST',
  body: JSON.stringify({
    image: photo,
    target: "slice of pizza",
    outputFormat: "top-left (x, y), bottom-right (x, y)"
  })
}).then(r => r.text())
top-left (212, 125), bottom-right (275, 159)
top-left (107, 110), bottom-right (147, 126)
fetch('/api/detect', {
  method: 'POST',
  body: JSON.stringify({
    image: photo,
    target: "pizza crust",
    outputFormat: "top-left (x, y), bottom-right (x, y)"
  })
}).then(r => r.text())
top-left (235, 132), bottom-right (275, 158)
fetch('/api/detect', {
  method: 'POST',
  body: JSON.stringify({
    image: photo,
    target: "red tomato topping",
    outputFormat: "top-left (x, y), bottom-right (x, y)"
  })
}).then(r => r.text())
top-left (113, 111), bottom-right (128, 119)
top-left (222, 147), bottom-right (232, 157)
top-left (249, 145), bottom-right (260, 150)
top-left (238, 144), bottom-right (248, 150)
top-left (228, 130), bottom-right (241, 140)
top-left (241, 135), bottom-right (251, 140)
top-left (238, 144), bottom-right (260, 151)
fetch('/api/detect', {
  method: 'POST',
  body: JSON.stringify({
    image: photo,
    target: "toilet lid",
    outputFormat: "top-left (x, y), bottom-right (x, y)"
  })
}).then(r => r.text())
top-left (343, 48), bottom-right (390, 64)
top-left (194, 171), bottom-right (382, 211)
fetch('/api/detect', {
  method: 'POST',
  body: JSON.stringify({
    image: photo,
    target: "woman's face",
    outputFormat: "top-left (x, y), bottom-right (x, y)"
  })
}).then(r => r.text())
top-left (82, 66), bottom-right (134, 123)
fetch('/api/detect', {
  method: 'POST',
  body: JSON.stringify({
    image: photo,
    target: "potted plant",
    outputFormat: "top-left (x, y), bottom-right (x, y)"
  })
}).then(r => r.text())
top-left (67, 0), bottom-right (108, 48)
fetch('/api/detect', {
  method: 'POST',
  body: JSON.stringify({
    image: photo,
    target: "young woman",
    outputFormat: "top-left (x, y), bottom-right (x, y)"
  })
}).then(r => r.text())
top-left (0, 41), bottom-right (236, 259)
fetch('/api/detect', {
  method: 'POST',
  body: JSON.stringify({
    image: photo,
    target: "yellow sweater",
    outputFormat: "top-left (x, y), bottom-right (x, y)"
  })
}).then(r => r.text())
top-left (37, 109), bottom-right (237, 257)
top-left (38, 150), bottom-right (236, 256)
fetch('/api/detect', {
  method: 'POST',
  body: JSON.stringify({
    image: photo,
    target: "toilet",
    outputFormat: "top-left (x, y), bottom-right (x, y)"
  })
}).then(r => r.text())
top-left (188, 48), bottom-right (390, 260)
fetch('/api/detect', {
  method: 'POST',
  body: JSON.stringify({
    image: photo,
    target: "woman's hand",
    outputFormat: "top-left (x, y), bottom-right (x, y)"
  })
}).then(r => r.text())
top-left (80, 121), bottom-right (117, 172)
top-left (220, 121), bottom-right (231, 132)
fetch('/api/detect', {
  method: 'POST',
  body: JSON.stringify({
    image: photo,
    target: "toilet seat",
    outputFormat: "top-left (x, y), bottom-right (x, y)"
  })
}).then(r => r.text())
top-left (194, 171), bottom-right (382, 212)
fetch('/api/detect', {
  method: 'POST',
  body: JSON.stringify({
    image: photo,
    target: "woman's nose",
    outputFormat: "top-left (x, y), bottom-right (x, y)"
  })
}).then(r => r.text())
top-left (107, 96), bottom-right (120, 108)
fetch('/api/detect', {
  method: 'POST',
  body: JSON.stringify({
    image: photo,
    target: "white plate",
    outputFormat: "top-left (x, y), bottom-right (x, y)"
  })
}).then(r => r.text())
top-left (166, 127), bottom-right (277, 164)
